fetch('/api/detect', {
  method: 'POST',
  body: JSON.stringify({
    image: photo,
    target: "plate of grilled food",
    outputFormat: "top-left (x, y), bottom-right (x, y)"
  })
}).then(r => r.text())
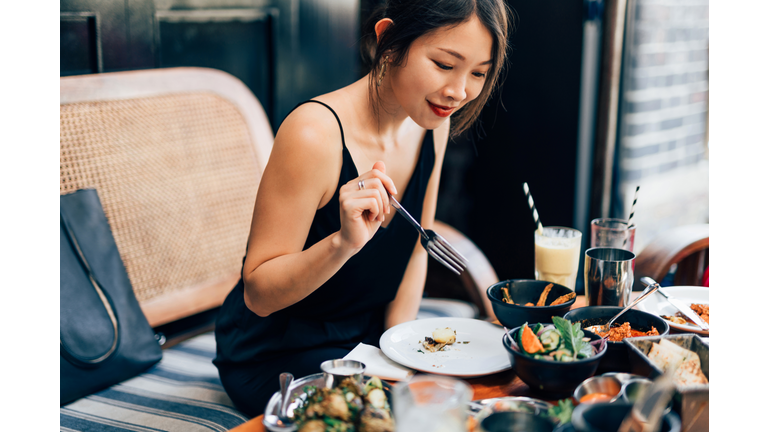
top-left (634, 286), bottom-right (709, 335)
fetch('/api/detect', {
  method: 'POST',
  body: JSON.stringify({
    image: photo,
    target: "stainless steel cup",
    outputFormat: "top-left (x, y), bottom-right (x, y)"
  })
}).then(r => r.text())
top-left (620, 378), bottom-right (672, 414)
top-left (320, 359), bottom-right (365, 389)
top-left (620, 378), bottom-right (653, 403)
top-left (584, 247), bottom-right (635, 307)
top-left (573, 375), bottom-right (622, 404)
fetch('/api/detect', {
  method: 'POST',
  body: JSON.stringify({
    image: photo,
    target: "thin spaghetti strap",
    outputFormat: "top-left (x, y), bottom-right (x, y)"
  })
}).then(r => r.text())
top-left (289, 100), bottom-right (347, 148)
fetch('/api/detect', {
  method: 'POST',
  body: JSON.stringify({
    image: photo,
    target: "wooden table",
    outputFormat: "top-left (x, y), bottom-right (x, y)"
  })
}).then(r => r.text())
top-left (229, 295), bottom-right (630, 432)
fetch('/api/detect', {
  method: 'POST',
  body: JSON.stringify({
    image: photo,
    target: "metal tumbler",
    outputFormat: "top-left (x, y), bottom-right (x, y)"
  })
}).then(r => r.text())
top-left (320, 359), bottom-right (365, 389)
top-left (584, 247), bottom-right (635, 306)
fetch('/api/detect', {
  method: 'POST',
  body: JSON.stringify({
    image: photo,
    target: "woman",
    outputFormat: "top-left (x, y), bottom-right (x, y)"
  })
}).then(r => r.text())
top-left (214, 0), bottom-right (512, 417)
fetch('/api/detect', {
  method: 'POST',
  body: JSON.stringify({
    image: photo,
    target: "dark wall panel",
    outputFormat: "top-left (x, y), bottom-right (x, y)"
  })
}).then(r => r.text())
top-left (61, 0), bottom-right (361, 132)
top-left (436, 0), bottom-right (585, 284)
top-left (156, 10), bottom-right (275, 124)
top-left (60, 13), bottom-right (99, 76)
top-left (61, 0), bottom-right (155, 73)
top-left (290, 0), bottom-right (360, 116)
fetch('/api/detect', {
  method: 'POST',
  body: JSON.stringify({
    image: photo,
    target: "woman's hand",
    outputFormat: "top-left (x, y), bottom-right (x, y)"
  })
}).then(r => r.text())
top-left (338, 161), bottom-right (397, 251)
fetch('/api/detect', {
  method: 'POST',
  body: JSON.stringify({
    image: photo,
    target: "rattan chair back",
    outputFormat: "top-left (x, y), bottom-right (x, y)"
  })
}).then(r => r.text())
top-left (60, 67), bottom-right (273, 326)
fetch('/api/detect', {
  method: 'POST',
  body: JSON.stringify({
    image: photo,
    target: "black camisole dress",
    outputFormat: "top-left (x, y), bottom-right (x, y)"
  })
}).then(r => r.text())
top-left (213, 100), bottom-right (435, 417)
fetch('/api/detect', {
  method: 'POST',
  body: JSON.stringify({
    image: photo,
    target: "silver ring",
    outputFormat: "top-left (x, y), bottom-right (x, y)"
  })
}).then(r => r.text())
top-left (358, 179), bottom-right (365, 190)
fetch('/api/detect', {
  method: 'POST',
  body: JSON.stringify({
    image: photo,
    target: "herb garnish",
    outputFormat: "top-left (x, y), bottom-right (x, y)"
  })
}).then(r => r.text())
top-left (552, 316), bottom-right (593, 359)
top-left (547, 398), bottom-right (574, 424)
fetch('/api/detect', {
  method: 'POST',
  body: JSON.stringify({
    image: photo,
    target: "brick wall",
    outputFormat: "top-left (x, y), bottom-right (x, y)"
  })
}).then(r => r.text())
top-left (614, 0), bottom-right (709, 253)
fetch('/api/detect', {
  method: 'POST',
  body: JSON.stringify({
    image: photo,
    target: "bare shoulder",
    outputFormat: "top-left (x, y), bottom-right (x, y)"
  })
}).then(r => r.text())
top-left (266, 100), bottom-right (346, 206)
top-left (274, 101), bottom-right (344, 156)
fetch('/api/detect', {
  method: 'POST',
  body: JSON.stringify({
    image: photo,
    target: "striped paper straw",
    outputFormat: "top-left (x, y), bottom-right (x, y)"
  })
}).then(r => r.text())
top-left (623, 186), bottom-right (640, 248)
top-left (627, 186), bottom-right (640, 229)
top-left (523, 182), bottom-right (544, 235)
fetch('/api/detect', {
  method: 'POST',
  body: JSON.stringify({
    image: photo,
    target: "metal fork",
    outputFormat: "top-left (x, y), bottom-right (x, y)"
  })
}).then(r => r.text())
top-left (388, 193), bottom-right (468, 275)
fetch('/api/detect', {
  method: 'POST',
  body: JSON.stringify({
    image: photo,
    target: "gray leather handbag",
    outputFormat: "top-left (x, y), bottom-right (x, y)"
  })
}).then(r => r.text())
top-left (60, 189), bottom-right (162, 405)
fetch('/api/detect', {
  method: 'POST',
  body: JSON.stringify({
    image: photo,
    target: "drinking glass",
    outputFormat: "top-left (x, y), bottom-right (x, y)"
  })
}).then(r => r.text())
top-left (392, 375), bottom-right (471, 432)
top-left (534, 227), bottom-right (582, 290)
top-left (590, 218), bottom-right (636, 251)
top-left (584, 247), bottom-right (635, 306)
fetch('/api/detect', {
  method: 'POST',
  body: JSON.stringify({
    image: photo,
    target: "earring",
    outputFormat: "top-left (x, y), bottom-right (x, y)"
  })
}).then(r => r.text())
top-left (377, 55), bottom-right (390, 87)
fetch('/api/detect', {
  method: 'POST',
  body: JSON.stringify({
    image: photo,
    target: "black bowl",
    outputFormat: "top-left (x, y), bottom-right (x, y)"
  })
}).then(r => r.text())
top-left (571, 401), bottom-right (681, 432)
top-left (502, 324), bottom-right (607, 398)
top-left (563, 307), bottom-right (670, 373)
top-left (488, 280), bottom-right (576, 329)
top-left (481, 411), bottom-right (556, 432)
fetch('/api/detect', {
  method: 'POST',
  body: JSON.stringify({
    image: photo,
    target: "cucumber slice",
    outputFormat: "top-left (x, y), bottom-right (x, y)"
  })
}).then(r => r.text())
top-left (532, 323), bottom-right (544, 335)
top-left (539, 329), bottom-right (561, 353)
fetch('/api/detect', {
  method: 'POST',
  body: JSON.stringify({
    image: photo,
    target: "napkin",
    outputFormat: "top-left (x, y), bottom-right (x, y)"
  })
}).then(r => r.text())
top-left (344, 343), bottom-right (415, 381)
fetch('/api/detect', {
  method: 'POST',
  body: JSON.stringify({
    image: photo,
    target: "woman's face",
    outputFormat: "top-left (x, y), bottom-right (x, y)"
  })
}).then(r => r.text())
top-left (387, 15), bottom-right (494, 130)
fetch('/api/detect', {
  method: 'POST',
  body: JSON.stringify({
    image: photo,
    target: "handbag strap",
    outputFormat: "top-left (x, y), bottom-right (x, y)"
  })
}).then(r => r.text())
top-left (60, 213), bottom-right (120, 365)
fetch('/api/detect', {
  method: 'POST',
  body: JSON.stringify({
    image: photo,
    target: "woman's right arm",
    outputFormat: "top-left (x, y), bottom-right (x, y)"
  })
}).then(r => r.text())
top-left (240, 104), bottom-right (394, 317)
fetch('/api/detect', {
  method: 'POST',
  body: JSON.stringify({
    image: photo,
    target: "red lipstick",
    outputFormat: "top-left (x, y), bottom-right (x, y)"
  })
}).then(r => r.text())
top-left (428, 101), bottom-right (455, 117)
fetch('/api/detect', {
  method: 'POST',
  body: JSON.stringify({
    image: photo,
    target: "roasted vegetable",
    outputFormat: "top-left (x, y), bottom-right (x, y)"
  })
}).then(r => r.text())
top-left (366, 388), bottom-right (387, 410)
top-left (299, 419), bottom-right (327, 432)
top-left (501, 286), bottom-right (514, 304)
top-left (359, 406), bottom-right (394, 432)
top-left (432, 328), bottom-right (456, 344)
top-left (295, 376), bottom-right (393, 432)
top-left (536, 283), bottom-right (553, 306)
top-left (364, 377), bottom-right (383, 395)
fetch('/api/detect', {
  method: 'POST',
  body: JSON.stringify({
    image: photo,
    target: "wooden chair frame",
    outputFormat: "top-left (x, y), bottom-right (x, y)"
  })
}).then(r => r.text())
top-left (634, 223), bottom-right (709, 288)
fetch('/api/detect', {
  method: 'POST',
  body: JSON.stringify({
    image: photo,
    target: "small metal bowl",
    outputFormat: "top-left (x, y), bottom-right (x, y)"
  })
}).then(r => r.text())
top-left (320, 359), bottom-right (366, 389)
top-left (619, 378), bottom-right (652, 403)
top-left (601, 372), bottom-right (645, 386)
top-left (480, 411), bottom-right (555, 432)
top-left (573, 375), bottom-right (622, 404)
top-left (619, 378), bottom-right (672, 415)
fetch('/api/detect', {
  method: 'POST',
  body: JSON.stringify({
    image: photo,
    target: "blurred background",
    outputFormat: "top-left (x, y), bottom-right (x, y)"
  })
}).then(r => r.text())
top-left (60, 0), bottom-right (709, 293)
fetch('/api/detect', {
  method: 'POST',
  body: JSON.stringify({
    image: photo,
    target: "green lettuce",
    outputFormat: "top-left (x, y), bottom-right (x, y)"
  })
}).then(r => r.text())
top-left (552, 316), bottom-right (593, 360)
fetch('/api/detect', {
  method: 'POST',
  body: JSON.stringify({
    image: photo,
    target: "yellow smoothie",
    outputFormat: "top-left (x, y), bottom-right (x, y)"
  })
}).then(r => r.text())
top-left (534, 227), bottom-right (582, 289)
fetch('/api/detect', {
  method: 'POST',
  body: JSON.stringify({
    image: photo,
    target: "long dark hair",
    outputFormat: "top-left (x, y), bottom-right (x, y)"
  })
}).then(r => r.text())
top-left (360, 0), bottom-right (514, 137)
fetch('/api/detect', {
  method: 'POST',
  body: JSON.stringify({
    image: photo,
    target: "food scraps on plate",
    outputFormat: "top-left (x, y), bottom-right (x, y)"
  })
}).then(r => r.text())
top-left (421, 327), bottom-right (462, 353)
top-left (662, 303), bottom-right (709, 327)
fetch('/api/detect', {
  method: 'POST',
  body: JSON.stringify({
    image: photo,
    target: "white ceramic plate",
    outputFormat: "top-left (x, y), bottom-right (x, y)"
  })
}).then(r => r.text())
top-left (634, 286), bottom-right (709, 335)
top-left (379, 317), bottom-right (511, 377)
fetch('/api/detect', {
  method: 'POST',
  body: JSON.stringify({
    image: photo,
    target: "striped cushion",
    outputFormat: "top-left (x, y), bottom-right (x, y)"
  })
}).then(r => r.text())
top-left (417, 298), bottom-right (478, 319)
top-left (60, 332), bottom-right (248, 431)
